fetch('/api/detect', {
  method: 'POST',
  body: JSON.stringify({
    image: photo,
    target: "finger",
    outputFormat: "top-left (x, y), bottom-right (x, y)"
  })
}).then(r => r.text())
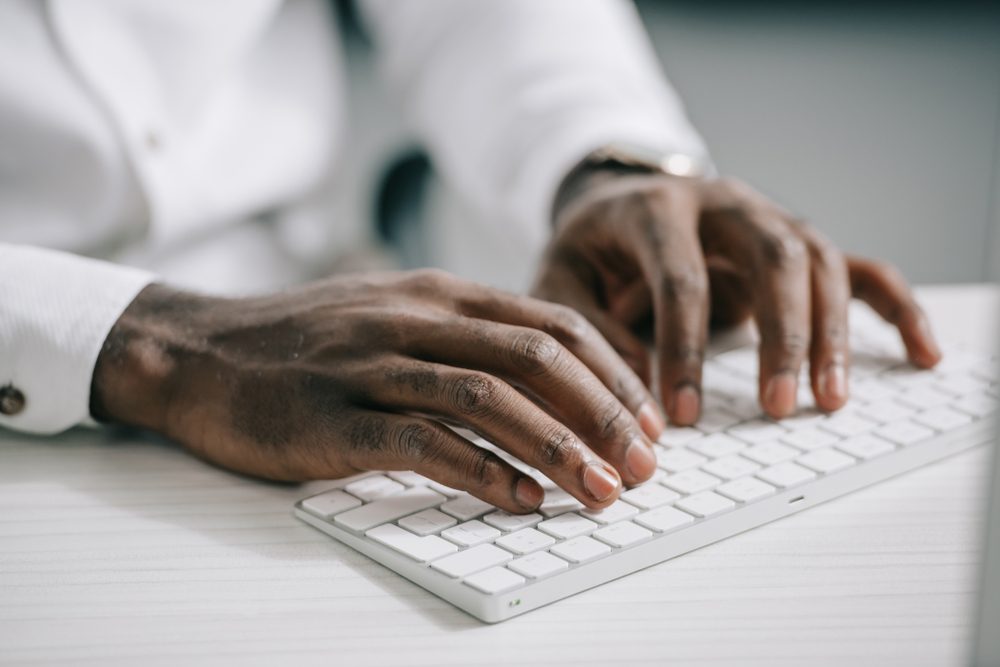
top-left (364, 359), bottom-right (625, 509)
top-left (705, 211), bottom-right (812, 418)
top-left (409, 319), bottom-right (657, 487)
top-left (794, 222), bottom-right (851, 411)
top-left (634, 190), bottom-right (708, 427)
top-left (457, 285), bottom-right (662, 439)
top-left (848, 257), bottom-right (942, 368)
top-left (337, 408), bottom-right (544, 514)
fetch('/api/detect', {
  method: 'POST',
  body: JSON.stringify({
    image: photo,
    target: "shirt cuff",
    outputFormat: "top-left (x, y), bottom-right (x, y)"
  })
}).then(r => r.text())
top-left (0, 244), bottom-right (154, 434)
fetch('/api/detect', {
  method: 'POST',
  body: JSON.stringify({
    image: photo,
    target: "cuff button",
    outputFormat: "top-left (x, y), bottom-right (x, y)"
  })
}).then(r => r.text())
top-left (0, 385), bottom-right (25, 416)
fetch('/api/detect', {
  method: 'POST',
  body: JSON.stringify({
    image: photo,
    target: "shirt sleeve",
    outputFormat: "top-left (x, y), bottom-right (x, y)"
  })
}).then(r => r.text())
top-left (358, 0), bottom-right (712, 244)
top-left (0, 244), bottom-right (153, 434)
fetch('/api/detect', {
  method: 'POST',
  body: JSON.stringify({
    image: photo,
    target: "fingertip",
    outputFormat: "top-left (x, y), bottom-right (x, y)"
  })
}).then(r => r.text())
top-left (624, 437), bottom-right (658, 485)
top-left (668, 384), bottom-right (700, 426)
top-left (637, 401), bottom-right (666, 439)
top-left (513, 475), bottom-right (544, 512)
top-left (763, 373), bottom-right (797, 419)
top-left (815, 363), bottom-right (848, 411)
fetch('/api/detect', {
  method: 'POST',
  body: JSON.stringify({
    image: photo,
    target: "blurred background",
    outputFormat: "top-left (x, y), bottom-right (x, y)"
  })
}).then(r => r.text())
top-left (333, 1), bottom-right (1000, 292)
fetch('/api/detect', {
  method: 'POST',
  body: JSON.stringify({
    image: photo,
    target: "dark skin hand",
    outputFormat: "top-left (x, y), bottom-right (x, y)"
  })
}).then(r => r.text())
top-left (534, 165), bottom-right (942, 426)
top-left (91, 271), bottom-right (666, 514)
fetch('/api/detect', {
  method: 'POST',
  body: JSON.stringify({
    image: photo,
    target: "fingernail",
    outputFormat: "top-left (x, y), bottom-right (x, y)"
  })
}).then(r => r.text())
top-left (669, 385), bottom-right (700, 425)
top-left (765, 373), bottom-right (797, 417)
top-left (583, 462), bottom-right (620, 502)
top-left (820, 363), bottom-right (847, 404)
top-left (514, 476), bottom-right (543, 510)
top-left (625, 437), bottom-right (657, 482)
top-left (637, 401), bottom-right (666, 439)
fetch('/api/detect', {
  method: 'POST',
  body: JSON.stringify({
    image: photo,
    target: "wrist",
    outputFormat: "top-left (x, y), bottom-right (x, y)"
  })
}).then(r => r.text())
top-left (89, 283), bottom-right (215, 433)
top-left (553, 145), bottom-right (710, 226)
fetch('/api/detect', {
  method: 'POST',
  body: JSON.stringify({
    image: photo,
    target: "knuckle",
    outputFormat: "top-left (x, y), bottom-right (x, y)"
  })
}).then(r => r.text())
top-left (596, 401), bottom-right (626, 441)
top-left (668, 342), bottom-right (705, 366)
top-left (395, 422), bottom-right (437, 464)
top-left (467, 449), bottom-right (505, 488)
top-left (757, 230), bottom-right (808, 269)
top-left (510, 331), bottom-right (563, 376)
top-left (449, 373), bottom-right (500, 417)
top-left (871, 259), bottom-right (904, 284)
top-left (407, 267), bottom-right (455, 292)
top-left (543, 304), bottom-right (591, 345)
top-left (716, 176), bottom-right (753, 198)
top-left (774, 331), bottom-right (810, 360)
top-left (659, 269), bottom-right (708, 302)
top-left (538, 428), bottom-right (580, 467)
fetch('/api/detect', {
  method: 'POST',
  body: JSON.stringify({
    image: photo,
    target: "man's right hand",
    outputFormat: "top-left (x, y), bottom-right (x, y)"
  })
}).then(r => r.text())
top-left (90, 270), bottom-right (665, 513)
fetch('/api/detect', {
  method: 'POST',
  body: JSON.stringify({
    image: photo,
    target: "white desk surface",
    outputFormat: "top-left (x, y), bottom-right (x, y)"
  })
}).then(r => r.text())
top-left (2, 284), bottom-right (997, 667)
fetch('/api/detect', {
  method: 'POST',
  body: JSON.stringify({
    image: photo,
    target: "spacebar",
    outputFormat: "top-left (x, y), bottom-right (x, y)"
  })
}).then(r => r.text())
top-left (333, 487), bottom-right (446, 532)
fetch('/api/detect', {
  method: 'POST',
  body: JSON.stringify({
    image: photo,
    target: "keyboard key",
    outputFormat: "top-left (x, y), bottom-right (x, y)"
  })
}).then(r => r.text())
top-left (550, 536), bottom-right (612, 563)
top-left (366, 524), bottom-right (458, 562)
top-left (537, 489), bottom-right (584, 518)
top-left (742, 441), bottom-right (800, 466)
top-left (427, 481), bottom-right (464, 498)
top-left (431, 544), bottom-right (512, 578)
top-left (620, 484), bottom-right (680, 510)
top-left (714, 347), bottom-right (758, 377)
top-left (508, 552), bottom-right (569, 579)
top-left (729, 419), bottom-right (787, 444)
top-left (440, 494), bottom-right (495, 521)
top-left (896, 387), bottom-right (953, 410)
top-left (397, 508), bottom-right (456, 536)
top-left (662, 469), bottom-right (721, 495)
top-left (913, 407), bottom-right (974, 432)
top-left (634, 506), bottom-right (695, 533)
top-left (334, 487), bottom-right (446, 532)
top-left (483, 511), bottom-right (542, 532)
top-left (301, 490), bottom-right (361, 518)
top-left (952, 392), bottom-right (998, 418)
top-left (933, 373), bottom-right (987, 397)
top-left (675, 491), bottom-right (736, 518)
top-left (463, 567), bottom-right (525, 594)
top-left (820, 413), bottom-right (877, 438)
top-left (537, 513), bottom-right (598, 539)
top-left (582, 500), bottom-right (640, 525)
top-left (836, 434), bottom-right (896, 460)
top-left (857, 400), bottom-right (914, 424)
top-left (655, 447), bottom-right (708, 472)
top-left (441, 520), bottom-right (501, 547)
top-left (875, 420), bottom-right (935, 446)
top-left (777, 408), bottom-right (827, 430)
top-left (797, 448), bottom-right (856, 474)
top-left (851, 378), bottom-right (897, 403)
top-left (495, 528), bottom-right (556, 555)
top-left (386, 471), bottom-right (430, 487)
top-left (344, 475), bottom-right (405, 502)
top-left (688, 433), bottom-right (746, 458)
top-left (969, 361), bottom-right (999, 383)
top-left (658, 426), bottom-right (704, 447)
top-left (696, 407), bottom-right (742, 433)
top-left (701, 455), bottom-right (761, 481)
top-left (757, 462), bottom-right (816, 489)
top-left (716, 477), bottom-right (776, 503)
top-left (593, 521), bottom-right (653, 548)
top-left (780, 428), bottom-right (839, 452)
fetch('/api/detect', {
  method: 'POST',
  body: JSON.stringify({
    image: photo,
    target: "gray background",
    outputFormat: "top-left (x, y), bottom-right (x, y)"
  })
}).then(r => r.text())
top-left (338, 1), bottom-right (1000, 289)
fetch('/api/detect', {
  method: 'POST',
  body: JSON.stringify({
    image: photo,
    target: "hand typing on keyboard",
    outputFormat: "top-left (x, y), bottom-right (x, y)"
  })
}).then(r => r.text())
top-left (90, 271), bottom-right (664, 514)
top-left (535, 173), bottom-right (942, 423)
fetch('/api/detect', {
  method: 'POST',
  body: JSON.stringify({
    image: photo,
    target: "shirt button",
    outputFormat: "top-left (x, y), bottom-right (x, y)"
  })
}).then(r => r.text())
top-left (0, 385), bottom-right (25, 416)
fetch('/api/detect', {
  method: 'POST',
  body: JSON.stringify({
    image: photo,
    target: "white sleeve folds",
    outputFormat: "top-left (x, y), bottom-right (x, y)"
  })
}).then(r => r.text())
top-left (360, 0), bottom-right (711, 243)
top-left (0, 244), bottom-right (153, 434)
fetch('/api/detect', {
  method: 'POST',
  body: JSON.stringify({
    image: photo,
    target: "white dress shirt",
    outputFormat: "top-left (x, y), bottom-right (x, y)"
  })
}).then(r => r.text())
top-left (0, 0), bottom-right (709, 435)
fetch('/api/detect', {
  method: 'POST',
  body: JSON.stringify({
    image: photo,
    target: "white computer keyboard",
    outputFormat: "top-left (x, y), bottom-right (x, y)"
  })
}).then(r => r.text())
top-left (294, 313), bottom-right (998, 622)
